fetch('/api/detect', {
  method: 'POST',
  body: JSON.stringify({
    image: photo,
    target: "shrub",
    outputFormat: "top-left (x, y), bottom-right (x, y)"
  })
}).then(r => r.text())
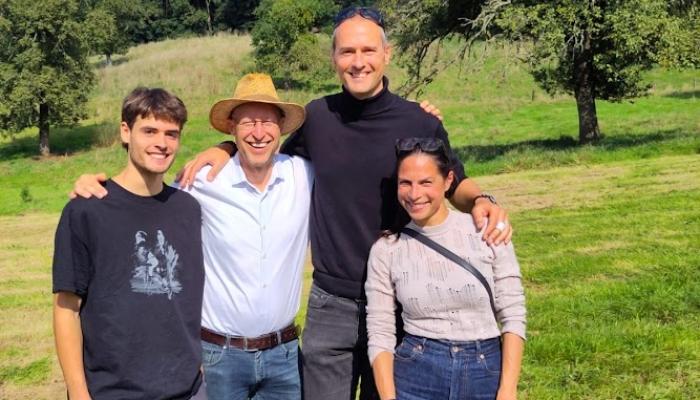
top-left (251, 0), bottom-right (337, 89)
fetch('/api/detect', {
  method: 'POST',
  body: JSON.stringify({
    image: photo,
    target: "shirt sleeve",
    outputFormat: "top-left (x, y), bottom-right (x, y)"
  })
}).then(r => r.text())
top-left (434, 123), bottom-right (467, 197)
top-left (491, 242), bottom-right (527, 340)
top-left (365, 241), bottom-right (398, 365)
top-left (52, 204), bottom-right (91, 298)
top-left (294, 156), bottom-right (315, 188)
top-left (281, 121), bottom-right (310, 159)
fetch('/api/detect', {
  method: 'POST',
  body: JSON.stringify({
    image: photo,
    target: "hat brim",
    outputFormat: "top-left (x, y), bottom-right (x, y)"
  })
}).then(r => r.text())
top-left (209, 96), bottom-right (305, 136)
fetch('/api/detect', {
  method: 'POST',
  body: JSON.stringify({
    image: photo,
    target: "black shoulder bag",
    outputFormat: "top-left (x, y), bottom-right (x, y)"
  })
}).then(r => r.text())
top-left (401, 227), bottom-right (497, 318)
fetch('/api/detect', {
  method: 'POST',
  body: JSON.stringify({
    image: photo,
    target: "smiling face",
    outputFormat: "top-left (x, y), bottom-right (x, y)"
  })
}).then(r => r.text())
top-left (229, 102), bottom-right (283, 174)
top-left (120, 114), bottom-right (181, 177)
top-left (397, 153), bottom-right (454, 227)
top-left (332, 15), bottom-right (391, 100)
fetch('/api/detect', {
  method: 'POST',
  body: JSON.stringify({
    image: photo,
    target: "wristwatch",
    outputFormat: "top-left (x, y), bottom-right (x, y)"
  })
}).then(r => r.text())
top-left (474, 193), bottom-right (498, 205)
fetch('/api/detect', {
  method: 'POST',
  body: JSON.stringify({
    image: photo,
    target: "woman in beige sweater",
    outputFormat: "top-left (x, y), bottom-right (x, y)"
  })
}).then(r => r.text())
top-left (366, 138), bottom-right (526, 400)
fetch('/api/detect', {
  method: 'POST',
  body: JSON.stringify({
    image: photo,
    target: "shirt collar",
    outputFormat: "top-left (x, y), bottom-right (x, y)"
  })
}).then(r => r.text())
top-left (227, 153), bottom-right (287, 191)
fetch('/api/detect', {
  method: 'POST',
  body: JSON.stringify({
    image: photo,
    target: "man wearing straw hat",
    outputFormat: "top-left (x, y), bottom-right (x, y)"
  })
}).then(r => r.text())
top-left (186, 73), bottom-right (311, 400)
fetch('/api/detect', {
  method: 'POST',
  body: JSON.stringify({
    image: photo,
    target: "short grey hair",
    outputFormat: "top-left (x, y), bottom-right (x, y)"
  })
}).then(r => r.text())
top-left (331, 23), bottom-right (389, 51)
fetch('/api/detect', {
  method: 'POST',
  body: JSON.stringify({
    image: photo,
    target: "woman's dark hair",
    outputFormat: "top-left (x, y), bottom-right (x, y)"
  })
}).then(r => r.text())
top-left (395, 137), bottom-right (453, 179)
top-left (380, 138), bottom-right (455, 239)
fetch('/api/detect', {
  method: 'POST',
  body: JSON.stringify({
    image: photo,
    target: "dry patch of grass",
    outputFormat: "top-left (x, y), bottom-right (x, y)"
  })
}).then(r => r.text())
top-left (479, 154), bottom-right (700, 213)
top-left (0, 214), bottom-right (63, 399)
top-left (91, 33), bottom-right (255, 123)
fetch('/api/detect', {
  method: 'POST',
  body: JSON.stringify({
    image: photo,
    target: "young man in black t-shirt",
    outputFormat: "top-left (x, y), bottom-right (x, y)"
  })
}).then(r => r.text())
top-left (53, 88), bottom-right (205, 400)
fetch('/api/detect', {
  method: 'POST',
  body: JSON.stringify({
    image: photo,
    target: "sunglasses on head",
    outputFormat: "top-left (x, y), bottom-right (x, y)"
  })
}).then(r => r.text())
top-left (395, 137), bottom-right (448, 157)
top-left (334, 6), bottom-right (385, 29)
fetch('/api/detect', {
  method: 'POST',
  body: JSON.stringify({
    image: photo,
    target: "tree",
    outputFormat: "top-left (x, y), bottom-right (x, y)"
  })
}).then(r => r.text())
top-left (84, 0), bottom-right (153, 63)
top-left (0, 0), bottom-right (94, 156)
top-left (150, 0), bottom-right (210, 38)
top-left (85, 8), bottom-right (123, 65)
top-left (335, 0), bottom-right (376, 8)
top-left (251, 0), bottom-right (337, 89)
top-left (215, 0), bottom-right (260, 31)
top-left (499, 0), bottom-right (698, 143)
top-left (382, 0), bottom-right (699, 144)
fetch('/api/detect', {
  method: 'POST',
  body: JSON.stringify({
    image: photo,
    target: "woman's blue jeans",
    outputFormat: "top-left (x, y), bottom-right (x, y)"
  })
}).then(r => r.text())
top-left (394, 334), bottom-right (502, 400)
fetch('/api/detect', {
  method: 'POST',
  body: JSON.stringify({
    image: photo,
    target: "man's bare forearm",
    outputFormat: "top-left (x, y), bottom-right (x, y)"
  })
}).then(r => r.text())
top-left (54, 293), bottom-right (91, 400)
top-left (449, 178), bottom-right (483, 212)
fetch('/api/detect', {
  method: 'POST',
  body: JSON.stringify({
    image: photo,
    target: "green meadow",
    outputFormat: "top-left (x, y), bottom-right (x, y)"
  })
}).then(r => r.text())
top-left (0, 34), bottom-right (698, 399)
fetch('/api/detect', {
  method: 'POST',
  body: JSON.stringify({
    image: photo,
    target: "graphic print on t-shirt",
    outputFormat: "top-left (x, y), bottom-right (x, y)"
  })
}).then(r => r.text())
top-left (129, 229), bottom-right (182, 299)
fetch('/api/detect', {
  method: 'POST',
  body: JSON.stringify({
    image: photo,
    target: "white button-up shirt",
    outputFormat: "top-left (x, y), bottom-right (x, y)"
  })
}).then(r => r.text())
top-left (186, 153), bottom-right (313, 337)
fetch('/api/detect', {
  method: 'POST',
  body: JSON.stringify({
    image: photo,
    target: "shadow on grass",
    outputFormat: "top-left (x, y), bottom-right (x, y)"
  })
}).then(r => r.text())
top-left (663, 90), bottom-right (699, 99)
top-left (0, 122), bottom-right (117, 160)
top-left (454, 128), bottom-right (692, 163)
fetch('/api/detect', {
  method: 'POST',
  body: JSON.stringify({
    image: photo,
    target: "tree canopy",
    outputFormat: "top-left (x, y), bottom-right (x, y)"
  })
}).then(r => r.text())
top-left (382, 0), bottom-right (699, 143)
top-left (251, 0), bottom-right (337, 89)
top-left (0, 0), bottom-right (94, 156)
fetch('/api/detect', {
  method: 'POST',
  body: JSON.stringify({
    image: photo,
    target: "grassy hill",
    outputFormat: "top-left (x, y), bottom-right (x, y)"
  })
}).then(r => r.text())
top-left (0, 34), bottom-right (698, 399)
top-left (0, 34), bottom-right (697, 215)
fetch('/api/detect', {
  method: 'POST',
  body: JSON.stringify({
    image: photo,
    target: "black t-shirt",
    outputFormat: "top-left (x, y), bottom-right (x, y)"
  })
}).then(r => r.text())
top-left (281, 78), bottom-right (466, 299)
top-left (53, 180), bottom-right (204, 400)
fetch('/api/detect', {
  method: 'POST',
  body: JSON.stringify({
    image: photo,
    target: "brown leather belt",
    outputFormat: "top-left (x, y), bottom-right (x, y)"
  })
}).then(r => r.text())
top-left (201, 324), bottom-right (299, 351)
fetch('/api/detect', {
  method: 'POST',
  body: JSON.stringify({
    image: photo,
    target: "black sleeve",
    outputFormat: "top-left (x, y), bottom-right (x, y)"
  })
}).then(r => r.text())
top-left (434, 123), bottom-right (467, 196)
top-left (52, 204), bottom-right (91, 297)
top-left (219, 141), bottom-right (238, 157)
top-left (281, 122), bottom-right (310, 159)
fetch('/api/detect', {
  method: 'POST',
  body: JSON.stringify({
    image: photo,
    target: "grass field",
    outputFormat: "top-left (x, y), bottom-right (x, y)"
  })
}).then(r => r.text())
top-left (2, 154), bottom-right (698, 399)
top-left (0, 33), bottom-right (698, 399)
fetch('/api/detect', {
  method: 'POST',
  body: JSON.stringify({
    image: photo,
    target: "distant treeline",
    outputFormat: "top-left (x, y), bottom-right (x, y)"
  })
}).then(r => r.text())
top-left (2, 0), bottom-right (696, 156)
top-left (94, 0), bottom-right (375, 45)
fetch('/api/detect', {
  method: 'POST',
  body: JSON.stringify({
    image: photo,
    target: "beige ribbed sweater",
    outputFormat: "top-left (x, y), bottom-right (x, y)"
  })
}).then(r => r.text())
top-left (365, 210), bottom-right (526, 364)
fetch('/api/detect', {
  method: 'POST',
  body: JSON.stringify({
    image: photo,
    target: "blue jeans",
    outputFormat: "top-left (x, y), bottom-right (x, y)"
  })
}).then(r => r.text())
top-left (201, 338), bottom-right (301, 400)
top-left (394, 334), bottom-right (502, 400)
top-left (301, 283), bottom-right (379, 400)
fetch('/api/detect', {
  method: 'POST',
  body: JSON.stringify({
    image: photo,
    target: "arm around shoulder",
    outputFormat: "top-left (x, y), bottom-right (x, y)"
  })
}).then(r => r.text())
top-left (450, 179), bottom-right (513, 245)
top-left (175, 142), bottom-right (235, 188)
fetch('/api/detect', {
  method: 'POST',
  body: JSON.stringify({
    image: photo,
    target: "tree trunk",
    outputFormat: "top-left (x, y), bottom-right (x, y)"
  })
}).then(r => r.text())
top-left (39, 102), bottom-right (50, 156)
top-left (205, 0), bottom-right (213, 36)
top-left (105, 53), bottom-right (112, 66)
top-left (573, 27), bottom-right (600, 144)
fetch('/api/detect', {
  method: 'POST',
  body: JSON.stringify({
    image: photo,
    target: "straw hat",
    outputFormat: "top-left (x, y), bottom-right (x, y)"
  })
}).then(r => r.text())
top-left (209, 73), bottom-right (305, 135)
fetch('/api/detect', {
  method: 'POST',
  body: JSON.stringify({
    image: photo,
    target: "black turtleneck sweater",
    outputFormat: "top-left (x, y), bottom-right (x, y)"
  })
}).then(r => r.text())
top-left (281, 78), bottom-right (466, 299)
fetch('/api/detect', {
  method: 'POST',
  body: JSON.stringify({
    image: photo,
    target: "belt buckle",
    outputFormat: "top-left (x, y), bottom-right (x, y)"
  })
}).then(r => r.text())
top-left (243, 337), bottom-right (258, 352)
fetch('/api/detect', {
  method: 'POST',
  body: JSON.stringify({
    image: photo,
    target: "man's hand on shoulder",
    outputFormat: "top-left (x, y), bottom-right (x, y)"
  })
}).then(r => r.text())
top-left (419, 100), bottom-right (443, 121)
top-left (175, 142), bottom-right (235, 189)
top-left (472, 197), bottom-right (512, 246)
top-left (69, 173), bottom-right (108, 199)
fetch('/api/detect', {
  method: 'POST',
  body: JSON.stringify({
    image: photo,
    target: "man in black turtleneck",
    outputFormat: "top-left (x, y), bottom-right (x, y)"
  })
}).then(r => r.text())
top-left (281, 10), bottom-right (511, 399)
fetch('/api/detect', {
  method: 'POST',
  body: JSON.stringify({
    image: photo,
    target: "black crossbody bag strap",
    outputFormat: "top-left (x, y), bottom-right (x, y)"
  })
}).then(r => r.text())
top-left (401, 227), bottom-right (497, 318)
